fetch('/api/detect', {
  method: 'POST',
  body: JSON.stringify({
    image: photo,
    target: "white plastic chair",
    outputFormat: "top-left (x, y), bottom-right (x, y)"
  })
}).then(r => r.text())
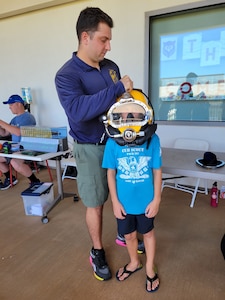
top-left (61, 149), bottom-right (79, 201)
top-left (162, 138), bottom-right (209, 207)
top-left (61, 156), bottom-right (77, 181)
top-left (60, 140), bottom-right (77, 181)
top-left (61, 143), bottom-right (77, 181)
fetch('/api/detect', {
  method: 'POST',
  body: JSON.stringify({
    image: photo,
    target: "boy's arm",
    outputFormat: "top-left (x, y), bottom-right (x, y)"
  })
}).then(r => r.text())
top-left (153, 167), bottom-right (162, 205)
top-left (145, 167), bottom-right (162, 218)
top-left (107, 168), bottom-right (126, 219)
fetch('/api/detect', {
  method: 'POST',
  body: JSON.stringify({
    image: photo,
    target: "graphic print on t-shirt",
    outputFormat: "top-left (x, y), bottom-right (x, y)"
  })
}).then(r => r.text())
top-left (117, 147), bottom-right (151, 182)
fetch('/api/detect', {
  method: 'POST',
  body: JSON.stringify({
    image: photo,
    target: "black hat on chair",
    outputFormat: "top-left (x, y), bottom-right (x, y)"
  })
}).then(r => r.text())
top-left (196, 151), bottom-right (225, 169)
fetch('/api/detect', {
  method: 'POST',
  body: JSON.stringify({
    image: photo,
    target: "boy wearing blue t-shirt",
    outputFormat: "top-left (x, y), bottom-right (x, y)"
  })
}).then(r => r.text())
top-left (102, 90), bottom-right (162, 293)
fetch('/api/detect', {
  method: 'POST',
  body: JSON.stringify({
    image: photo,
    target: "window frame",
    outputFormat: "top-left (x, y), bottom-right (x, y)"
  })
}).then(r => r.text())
top-left (144, 0), bottom-right (225, 126)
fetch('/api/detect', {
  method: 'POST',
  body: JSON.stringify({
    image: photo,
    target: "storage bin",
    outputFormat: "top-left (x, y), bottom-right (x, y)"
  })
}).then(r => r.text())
top-left (21, 182), bottom-right (54, 216)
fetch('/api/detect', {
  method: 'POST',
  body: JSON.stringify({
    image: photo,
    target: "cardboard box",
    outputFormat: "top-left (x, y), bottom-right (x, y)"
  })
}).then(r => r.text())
top-left (20, 126), bottom-right (68, 152)
top-left (21, 182), bottom-right (54, 216)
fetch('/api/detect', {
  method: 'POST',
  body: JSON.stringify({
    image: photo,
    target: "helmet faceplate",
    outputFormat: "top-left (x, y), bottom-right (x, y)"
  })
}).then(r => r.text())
top-left (103, 90), bottom-right (157, 146)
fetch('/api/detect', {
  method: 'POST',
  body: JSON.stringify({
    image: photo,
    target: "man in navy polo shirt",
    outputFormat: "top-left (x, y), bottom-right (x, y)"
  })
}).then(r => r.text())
top-left (55, 7), bottom-right (133, 281)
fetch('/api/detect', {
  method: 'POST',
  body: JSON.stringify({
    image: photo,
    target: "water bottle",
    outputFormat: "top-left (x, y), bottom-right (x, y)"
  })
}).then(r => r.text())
top-left (210, 182), bottom-right (218, 207)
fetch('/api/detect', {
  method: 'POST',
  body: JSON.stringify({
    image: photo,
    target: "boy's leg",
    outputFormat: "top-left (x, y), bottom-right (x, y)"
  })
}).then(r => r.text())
top-left (143, 229), bottom-right (160, 291)
top-left (116, 231), bottom-right (142, 281)
top-left (116, 232), bottom-right (145, 253)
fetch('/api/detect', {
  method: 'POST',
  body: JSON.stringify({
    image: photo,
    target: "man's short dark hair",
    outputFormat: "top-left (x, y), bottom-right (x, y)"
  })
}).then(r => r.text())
top-left (76, 7), bottom-right (113, 41)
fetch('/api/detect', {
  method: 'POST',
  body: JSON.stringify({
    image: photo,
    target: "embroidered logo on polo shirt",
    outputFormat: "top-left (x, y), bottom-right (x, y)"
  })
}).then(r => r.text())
top-left (109, 70), bottom-right (119, 83)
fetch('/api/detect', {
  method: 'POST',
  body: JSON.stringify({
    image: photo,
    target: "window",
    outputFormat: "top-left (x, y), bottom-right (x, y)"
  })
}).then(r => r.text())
top-left (145, 1), bottom-right (225, 125)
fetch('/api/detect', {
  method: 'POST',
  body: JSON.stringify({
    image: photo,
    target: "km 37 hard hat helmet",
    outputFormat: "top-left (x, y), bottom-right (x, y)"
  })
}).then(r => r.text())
top-left (102, 89), bottom-right (157, 146)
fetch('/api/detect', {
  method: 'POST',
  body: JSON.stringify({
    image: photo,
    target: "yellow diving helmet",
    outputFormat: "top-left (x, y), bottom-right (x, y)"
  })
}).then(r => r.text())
top-left (102, 89), bottom-right (157, 146)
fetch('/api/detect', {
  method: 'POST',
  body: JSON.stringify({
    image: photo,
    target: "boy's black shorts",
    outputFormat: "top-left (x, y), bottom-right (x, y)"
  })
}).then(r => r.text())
top-left (117, 214), bottom-right (155, 235)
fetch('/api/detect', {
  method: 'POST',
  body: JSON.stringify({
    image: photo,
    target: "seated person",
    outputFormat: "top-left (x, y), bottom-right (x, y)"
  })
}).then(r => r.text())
top-left (0, 95), bottom-right (40, 190)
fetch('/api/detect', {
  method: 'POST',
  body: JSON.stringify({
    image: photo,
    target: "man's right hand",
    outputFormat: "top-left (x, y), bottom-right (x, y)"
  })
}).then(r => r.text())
top-left (120, 75), bottom-right (133, 92)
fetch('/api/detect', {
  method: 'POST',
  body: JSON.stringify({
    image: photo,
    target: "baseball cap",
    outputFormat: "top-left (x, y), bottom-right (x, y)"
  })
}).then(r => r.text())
top-left (3, 94), bottom-right (24, 105)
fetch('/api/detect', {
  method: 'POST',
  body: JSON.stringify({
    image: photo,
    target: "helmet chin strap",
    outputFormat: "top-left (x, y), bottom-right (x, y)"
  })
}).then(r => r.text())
top-left (105, 123), bottom-right (157, 146)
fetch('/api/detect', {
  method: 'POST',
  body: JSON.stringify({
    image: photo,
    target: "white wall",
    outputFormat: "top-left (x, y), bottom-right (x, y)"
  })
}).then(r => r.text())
top-left (0, 0), bottom-right (224, 150)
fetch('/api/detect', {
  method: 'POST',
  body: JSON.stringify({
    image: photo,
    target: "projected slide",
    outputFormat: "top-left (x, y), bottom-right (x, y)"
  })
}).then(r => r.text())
top-left (159, 26), bottom-right (225, 101)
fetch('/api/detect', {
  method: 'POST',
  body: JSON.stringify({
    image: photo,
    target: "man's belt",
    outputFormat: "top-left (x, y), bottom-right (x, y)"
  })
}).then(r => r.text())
top-left (74, 140), bottom-right (106, 146)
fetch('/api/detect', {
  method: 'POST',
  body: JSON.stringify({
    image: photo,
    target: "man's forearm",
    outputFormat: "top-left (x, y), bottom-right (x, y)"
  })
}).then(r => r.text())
top-left (0, 120), bottom-right (20, 137)
top-left (0, 120), bottom-right (8, 136)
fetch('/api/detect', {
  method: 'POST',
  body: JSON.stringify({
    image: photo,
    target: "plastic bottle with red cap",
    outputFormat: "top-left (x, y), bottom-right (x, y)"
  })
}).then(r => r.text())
top-left (210, 182), bottom-right (218, 207)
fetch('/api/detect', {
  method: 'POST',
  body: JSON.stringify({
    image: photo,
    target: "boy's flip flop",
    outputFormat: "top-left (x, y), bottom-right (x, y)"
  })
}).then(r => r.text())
top-left (146, 273), bottom-right (160, 292)
top-left (116, 263), bottom-right (143, 281)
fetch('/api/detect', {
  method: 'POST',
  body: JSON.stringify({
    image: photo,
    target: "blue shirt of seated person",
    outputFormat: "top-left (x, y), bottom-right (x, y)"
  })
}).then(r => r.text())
top-left (1, 95), bottom-right (36, 143)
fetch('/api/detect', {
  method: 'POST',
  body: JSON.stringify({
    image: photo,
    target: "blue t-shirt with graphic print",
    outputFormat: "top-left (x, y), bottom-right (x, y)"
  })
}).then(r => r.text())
top-left (102, 133), bottom-right (162, 215)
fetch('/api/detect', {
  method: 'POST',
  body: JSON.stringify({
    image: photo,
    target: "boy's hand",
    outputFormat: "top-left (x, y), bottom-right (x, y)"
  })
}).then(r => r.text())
top-left (112, 201), bottom-right (126, 219)
top-left (145, 200), bottom-right (160, 218)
